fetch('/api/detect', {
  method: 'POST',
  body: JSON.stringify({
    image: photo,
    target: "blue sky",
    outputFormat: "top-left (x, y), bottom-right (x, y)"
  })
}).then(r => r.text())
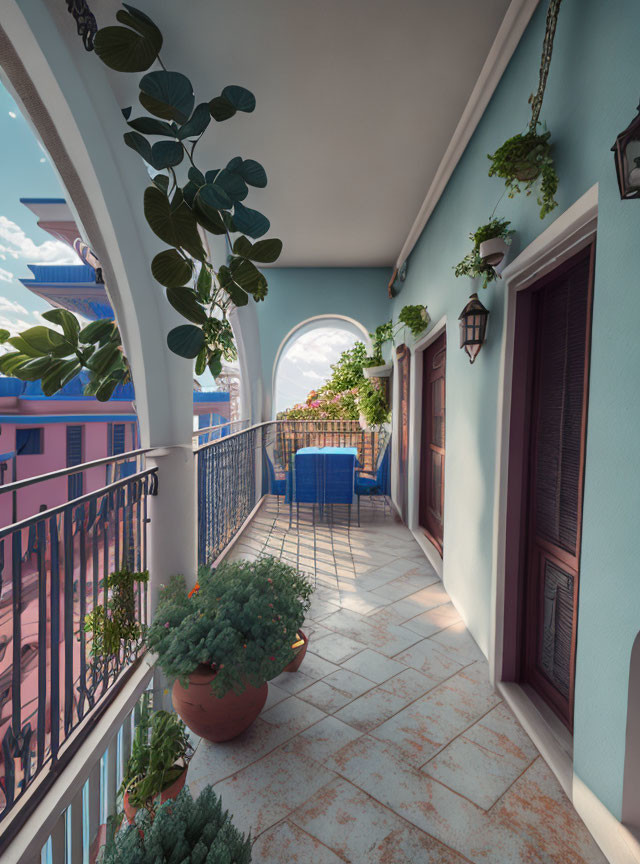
top-left (0, 84), bottom-right (78, 335)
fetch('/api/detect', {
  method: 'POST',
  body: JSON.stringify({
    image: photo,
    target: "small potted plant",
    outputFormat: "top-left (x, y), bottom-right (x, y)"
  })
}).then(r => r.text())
top-left (488, 127), bottom-right (558, 219)
top-left (397, 304), bottom-right (430, 339)
top-left (120, 700), bottom-right (193, 823)
top-left (147, 557), bottom-right (313, 742)
top-left (362, 321), bottom-right (393, 378)
top-left (103, 787), bottom-right (252, 861)
top-left (357, 380), bottom-right (391, 429)
top-left (472, 218), bottom-right (514, 266)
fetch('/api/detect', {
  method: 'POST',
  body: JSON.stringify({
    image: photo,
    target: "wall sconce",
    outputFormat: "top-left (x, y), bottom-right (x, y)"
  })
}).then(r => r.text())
top-left (458, 293), bottom-right (489, 364)
top-left (612, 100), bottom-right (640, 199)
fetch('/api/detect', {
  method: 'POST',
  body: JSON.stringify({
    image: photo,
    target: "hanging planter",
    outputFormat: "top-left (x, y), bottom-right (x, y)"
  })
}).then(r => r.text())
top-left (363, 362), bottom-right (393, 379)
top-left (479, 237), bottom-right (508, 267)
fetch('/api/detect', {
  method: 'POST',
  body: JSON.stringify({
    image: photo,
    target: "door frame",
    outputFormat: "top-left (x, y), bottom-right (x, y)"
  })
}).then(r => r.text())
top-left (490, 184), bottom-right (598, 786)
top-left (405, 316), bottom-right (447, 577)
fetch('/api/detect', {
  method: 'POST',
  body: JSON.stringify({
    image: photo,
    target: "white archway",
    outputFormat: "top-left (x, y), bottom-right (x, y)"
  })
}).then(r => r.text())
top-left (271, 314), bottom-right (371, 419)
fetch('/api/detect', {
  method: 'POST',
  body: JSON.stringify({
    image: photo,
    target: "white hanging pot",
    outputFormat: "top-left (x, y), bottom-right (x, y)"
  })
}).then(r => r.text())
top-left (479, 237), bottom-right (508, 267)
top-left (363, 363), bottom-right (393, 378)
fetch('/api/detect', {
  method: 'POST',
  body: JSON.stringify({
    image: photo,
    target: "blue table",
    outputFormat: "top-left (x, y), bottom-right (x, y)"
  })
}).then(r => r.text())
top-left (290, 447), bottom-right (358, 525)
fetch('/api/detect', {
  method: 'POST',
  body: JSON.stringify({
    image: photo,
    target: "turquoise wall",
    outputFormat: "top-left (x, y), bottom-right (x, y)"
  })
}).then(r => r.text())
top-left (256, 267), bottom-right (391, 415)
top-left (388, 0), bottom-right (640, 819)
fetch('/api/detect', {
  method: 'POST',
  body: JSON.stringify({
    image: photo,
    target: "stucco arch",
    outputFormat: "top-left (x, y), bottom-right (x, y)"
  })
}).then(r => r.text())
top-left (271, 314), bottom-right (372, 419)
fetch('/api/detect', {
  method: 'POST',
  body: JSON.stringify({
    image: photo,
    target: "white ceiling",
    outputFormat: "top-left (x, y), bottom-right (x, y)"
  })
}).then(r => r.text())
top-left (74, 0), bottom-right (513, 266)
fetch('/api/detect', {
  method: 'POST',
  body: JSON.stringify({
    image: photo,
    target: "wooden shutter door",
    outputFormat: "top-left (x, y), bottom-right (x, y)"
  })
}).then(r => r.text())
top-left (419, 332), bottom-right (446, 554)
top-left (396, 344), bottom-right (410, 523)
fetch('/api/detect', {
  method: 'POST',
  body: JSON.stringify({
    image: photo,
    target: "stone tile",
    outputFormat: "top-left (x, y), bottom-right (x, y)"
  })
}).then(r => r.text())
top-left (393, 637), bottom-right (466, 685)
top-left (261, 695), bottom-right (327, 734)
top-left (307, 597), bottom-right (341, 620)
top-left (385, 583), bottom-right (452, 620)
top-left (297, 669), bottom-right (372, 713)
top-left (372, 664), bottom-right (501, 766)
top-left (490, 758), bottom-right (608, 863)
top-left (402, 602), bottom-right (462, 637)
top-left (429, 620), bottom-right (486, 665)
top-left (333, 687), bottom-right (408, 732)
top-left (370, 575), bottom-right (431, 603)
top-left (214, 743), bottom-right (336, 837)
top-left (310, 632), bottom-right (366, 664)
top-left (296, 650), bottom-right (341, 681)
top-left (290, 777), bottom-right (410, 862)
top-left (295, 715), bottom-right (363, 764)
top-left (378, 667), bottom-right (438, 702)
top-left (341, 648), bottom-right (406, 684)
top-left (251, 821), bottom-right (344, 864)
top-left (264, 682), bottom-right (290, 711)
top-left (271, 669), bottom-right (318, 695)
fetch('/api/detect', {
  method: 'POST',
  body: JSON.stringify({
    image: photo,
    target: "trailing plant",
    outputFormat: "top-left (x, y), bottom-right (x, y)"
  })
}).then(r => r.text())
top-left (454, 218), bottom-right (514, 290)
top-left (487, 0), bottom-right (562, 219)
top-left (83, 566), bottom-right (149, 681)
top-left (120, 697), bottom-right (192, 814)
top-left (363, 321), bottom-right (393, 367)
top-left (1, 3), bottom-right (282, 398)
top-left (397, 304), bottom-right (430, 338)
top-left (147, 558), bottom-right (313, 697)
top-left (470, 217), bottom-right (514, 248)
top-left (103, 786), bottom-right (252, 862)
top-left (357, 379), bottom-right (390, 427)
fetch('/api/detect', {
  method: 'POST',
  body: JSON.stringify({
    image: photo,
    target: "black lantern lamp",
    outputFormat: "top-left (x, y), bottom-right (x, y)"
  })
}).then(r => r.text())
top-left (459, 293), bottom-right (489, 364)
top-left (612, 100), bottom-right (640, 199)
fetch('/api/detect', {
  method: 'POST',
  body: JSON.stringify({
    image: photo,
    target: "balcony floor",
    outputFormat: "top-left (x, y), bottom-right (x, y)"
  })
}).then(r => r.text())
top-left (188, 496), bottom-right (605, 863)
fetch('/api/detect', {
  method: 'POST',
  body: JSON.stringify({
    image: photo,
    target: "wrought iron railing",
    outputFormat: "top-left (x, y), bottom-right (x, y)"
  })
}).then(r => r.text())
top-left (192, 418), bottom-right (250, 447)
top-left (0, 457), bottom-right (158, 848)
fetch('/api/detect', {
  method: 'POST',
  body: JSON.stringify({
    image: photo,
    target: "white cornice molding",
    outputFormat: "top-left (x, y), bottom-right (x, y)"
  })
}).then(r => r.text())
top-left (395, 0), bottom-right (541, 271)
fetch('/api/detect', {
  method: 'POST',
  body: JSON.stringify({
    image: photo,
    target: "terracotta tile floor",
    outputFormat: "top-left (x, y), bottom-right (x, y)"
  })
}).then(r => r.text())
top-left (188, 496), bottom-right (606, 863)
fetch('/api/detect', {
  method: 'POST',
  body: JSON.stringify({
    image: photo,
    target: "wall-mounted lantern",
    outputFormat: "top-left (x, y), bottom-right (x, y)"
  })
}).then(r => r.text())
top-left (612, 100), bottom-right (640, 199)
top-left (458, 293), bottom-right (489, 364)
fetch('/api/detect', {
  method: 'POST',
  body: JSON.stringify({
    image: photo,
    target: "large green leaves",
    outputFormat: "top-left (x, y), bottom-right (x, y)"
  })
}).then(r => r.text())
top-left (94, 5), bottom-right (162, 72)
top-left (124, 131), bottom-right (152, 163)
top-left (79, 319), bottom-right (118, 344)
top-left (209, 85), bottom-right (255, 122)
top-left (151, 249), bottom-right (193, 288)
top-left (9, 326), bottom-right (71, 357)
top-left (197, 183), bottom-right (232, 212)
top-left (213, 169), bottom-right (248, 202)
top-left (127, 116), bottom-right (175, 136)
top-left (150, 140), bottom-right (183, 169)
top-left (233, 236), bottom-right (283, 264)
top-left (239, 159), bottom-right (267, 188)
top-left (144, 186), bottom-right (204, 260)
top-left (140, 71), bottom-right (194, 123)
top-left (166, 288), bottom-right (207, 325)
top-left (233, 202), bottom-right (270, 238)
top-left (177, 103), bottom-right (210, 140)
top-left (41, 308), bottom-right (80, 342)
top-left (167, 325), bottom-right (205, 359)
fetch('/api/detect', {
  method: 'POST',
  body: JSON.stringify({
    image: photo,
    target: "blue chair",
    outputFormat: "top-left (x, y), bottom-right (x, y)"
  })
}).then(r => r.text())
top-left (324, 453), bottom-right (356, 525)
top-left (264, 450), bottom-right (287, 497)
top-left (355, 444), bottom-right (390, 525)
top-left (291, 453), bottom-right (322, 526)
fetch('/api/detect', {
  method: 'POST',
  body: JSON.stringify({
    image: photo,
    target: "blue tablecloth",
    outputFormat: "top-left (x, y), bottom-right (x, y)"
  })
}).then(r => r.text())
top-left (292, 447), bottom-right (358, 504)
top-left (297, 447), bottom-right (358, 457)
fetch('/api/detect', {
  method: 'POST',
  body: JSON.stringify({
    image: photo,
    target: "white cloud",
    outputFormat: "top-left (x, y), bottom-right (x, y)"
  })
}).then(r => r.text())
top-left (0, 297), bottom-right (28, 315)
top-left (0, 267), bottom-right (13, 283)
top-left (8, 111), bottom-right (16, 119)
top-left (0, 216), bottom-right (78, 266)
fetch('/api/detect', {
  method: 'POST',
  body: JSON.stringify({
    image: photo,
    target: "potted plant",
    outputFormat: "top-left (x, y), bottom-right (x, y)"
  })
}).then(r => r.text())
top-left (357, 380), bottom-right (391, 429)
top-left (488, 129), bottom-right (558, 219)
top-left (362, 321), bottom-right (393, 378)
top-left (120, 700), bottom-right (193, 823)
top-left (103, 787), bottom-right (251, 862)
top-left (397, 304), bottom-right (430, 339)
top-left (146, 557), bottom-right (313, 742)
top-left (472, 218), bottom-right (514, 266)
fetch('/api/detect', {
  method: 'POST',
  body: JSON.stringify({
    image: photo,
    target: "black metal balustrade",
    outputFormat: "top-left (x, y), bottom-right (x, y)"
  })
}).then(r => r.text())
top-left (0, 454), bottom-right (157, 849)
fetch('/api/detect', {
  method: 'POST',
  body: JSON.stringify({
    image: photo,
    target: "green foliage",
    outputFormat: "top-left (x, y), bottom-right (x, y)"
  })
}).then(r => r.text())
top-left (120, 697), bottom-right (192, 813)
top-left (397, 304), bottom-right (430, 338)
top-left (4, 3), bottom-right (282, 398)
top-left (363, 321), bottom-right (393, 366)
top-left (0, 314), bottom-right (130, 401)
top-left (454, 250), bottom-right (498, 291)
top-left (470, 218), bottom-right (514, 248)
top-left (103, 786), bottom-right (252, 863)
top-left (488, 129), bottom-right (558, 218)
top-left (357, 379), bottom-right (390, 427)
top-left (83, 567), bottom-right (149, 682)
top-left (147, 558), bottom-right (313, 697)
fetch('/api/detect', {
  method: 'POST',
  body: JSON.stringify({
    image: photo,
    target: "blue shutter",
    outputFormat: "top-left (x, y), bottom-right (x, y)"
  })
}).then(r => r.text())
top-left (66, 425), bottom-right (83, 499)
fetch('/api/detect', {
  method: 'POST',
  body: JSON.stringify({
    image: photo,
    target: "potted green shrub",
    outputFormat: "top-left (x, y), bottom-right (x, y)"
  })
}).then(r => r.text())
top-left (488, 129), bottom-right (558, 219)
top-left (120, 700), bottom-right (193, 823)
top-left (357, 380), bottom-right (391, 429)
top-left (147, 557), bottom-right (313, 742)
top-left (103, 786), bottom-right (251, 862)
top-left (397, 304), bottom-right (430, 339)
top-left (472, 218), bottom-right (514, 266)
top-left (362, 321), bottom-right (393, 378)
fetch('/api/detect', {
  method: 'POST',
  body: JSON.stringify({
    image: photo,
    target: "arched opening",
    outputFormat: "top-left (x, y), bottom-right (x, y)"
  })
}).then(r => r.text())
top-left (272, 315), bottom-right (370, 418)
top-left (623, 631), bottom-right (640, 833)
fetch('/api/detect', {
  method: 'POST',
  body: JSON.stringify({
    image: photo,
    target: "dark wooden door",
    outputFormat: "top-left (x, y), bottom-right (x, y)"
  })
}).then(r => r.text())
top-left (522, 245), bottom-right (594, 730)
top-left (419, 332), bottom-right (446, 554)
top-left (396, 345), bottom-right (410, 523)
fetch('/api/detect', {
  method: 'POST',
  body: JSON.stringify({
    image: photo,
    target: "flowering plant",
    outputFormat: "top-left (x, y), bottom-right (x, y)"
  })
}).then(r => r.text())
top-left (147, 558), bottom-right (313, 697)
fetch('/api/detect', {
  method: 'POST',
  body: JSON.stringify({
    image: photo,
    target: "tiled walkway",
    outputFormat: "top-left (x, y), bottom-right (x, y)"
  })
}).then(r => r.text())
top-left (188, 496), bottom-right (606, 863)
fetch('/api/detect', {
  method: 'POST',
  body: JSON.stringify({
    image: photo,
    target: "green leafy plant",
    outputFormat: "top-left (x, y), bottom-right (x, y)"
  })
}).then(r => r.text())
top-left (1, 3), bottom-right (282, 398)
top-left (363, 321), bottom-right (393, 367)
top-left (487, 0), bottom-right (562, 219)
top-left (120, 697), bottom-right (192, 814)
top-left (357, 380), bottom-right (390, 427)
top-left (0, 312), bottom-right (129, 402)
top-left (397, 304), bottom-right (430, 338)
top-left (103, 786), bottom-right (252, 862)
top-left (488, 130), bottom-right (558, 218)
top-left (83, 566), bottom-right (149, 681)
top-left (471, 217), bottom-right (514, 248)
top-left (147, 558), bottom-right (313, 697)
top-left (454, 217), bottom-right (514, 290)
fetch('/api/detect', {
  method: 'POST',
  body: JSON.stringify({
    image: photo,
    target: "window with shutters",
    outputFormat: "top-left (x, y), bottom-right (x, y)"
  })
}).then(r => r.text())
top-left (66, 424), bottom-right (84, 499)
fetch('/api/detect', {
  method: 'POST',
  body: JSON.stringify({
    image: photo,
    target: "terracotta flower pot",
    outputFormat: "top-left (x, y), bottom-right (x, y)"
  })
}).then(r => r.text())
top-left (123, 764), bottom-right (188, 824)
top-left (284, 630), bottom-right (308, 673)
top-left (172, 665), bottom-right (267, 743)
